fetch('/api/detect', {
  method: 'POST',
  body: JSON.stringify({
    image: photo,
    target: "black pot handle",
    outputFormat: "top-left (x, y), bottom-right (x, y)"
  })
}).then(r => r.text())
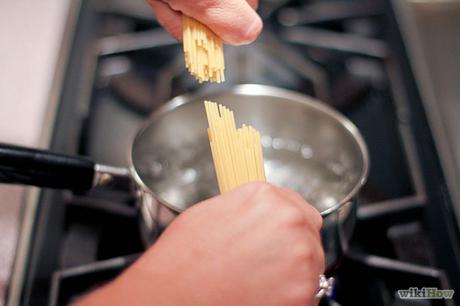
top-left (0, 143), bottom-right (95, 193)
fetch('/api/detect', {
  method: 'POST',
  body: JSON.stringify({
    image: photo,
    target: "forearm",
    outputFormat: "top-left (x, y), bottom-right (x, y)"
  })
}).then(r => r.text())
top-left (72, 259), bottom-right (179, 306)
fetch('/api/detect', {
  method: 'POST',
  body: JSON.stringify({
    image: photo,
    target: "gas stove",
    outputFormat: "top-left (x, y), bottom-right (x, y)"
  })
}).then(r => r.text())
top-left (7, 0), bottom-right (460, 305)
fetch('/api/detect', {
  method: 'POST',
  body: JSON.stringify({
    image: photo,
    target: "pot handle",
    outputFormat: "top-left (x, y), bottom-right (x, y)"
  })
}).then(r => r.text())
top-left (0, 143), bottom-right (96, 193)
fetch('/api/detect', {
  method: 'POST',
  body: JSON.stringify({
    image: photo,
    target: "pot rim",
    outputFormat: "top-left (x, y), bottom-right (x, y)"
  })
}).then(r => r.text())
top-left (129, 84), bottom-right (370, 217)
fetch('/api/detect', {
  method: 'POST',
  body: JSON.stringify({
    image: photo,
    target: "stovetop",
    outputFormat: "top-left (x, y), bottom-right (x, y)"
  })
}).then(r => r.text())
top-left (9, 0), bottom-right (460, 305)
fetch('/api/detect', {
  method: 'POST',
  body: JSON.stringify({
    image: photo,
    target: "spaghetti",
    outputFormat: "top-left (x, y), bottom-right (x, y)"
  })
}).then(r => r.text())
top-left (204, 101), bottom-right (265, 193)
top-left (183, 16), bottom-right (225, 83)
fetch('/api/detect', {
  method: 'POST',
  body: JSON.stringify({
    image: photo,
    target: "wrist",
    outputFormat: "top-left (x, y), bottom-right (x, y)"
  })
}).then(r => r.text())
top-left (73, 255), bottom-right (180, 306)
top-left (112, 262), bottom-right (181, 306)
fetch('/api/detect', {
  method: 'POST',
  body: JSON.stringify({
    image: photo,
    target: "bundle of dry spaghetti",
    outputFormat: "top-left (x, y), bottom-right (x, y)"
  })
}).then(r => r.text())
top-left (204, 101), bottom-right (265, 193)
top-left (183, 16), bottom-right (225, 83)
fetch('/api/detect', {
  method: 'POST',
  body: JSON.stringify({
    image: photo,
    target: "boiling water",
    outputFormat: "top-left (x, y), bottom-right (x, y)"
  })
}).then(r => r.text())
top-left (138, 137), bottom-right (359, 212)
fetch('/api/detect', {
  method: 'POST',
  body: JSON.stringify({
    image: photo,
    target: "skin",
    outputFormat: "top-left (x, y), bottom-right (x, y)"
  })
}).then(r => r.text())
top-left (147, 0), bottom-right (263, 45)
top-left (74, 182), bottom-right (325, 306)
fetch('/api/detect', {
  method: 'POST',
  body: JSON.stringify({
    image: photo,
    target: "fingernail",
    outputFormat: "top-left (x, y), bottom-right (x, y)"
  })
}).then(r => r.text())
top-left (239, 17), bottom-right (263, 45)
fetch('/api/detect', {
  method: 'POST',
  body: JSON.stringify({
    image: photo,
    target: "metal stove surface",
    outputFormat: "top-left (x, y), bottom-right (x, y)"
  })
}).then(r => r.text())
top-left (11, 0), bottom-right (460, 305)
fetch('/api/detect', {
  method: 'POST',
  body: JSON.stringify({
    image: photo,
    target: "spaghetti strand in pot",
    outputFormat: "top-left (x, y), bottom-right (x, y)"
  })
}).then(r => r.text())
top-left (204, 101), bottom-right (265, 193)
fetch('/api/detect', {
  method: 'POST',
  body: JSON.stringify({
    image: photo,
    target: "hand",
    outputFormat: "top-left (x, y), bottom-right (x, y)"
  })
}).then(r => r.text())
top-left (74, 182), bottom-right (325, 306)
top-left (147, 0), bottom-right (263, 45)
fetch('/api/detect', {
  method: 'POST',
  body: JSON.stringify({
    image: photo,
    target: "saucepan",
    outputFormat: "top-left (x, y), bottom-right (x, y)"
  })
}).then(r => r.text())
top-left (0, 84), bottom-right (369, 273)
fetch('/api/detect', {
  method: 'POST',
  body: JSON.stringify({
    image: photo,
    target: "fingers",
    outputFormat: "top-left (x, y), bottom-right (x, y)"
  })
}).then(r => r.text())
top-left (278, 187), bottom-right (323, 231)
top-left (246, 0), bottom-right (259, 10)
top-left (220, 182), bottom-right (323, 231)
top-left (162, 0), bottom-right (263, 45)
top-left (148, 0), bottom-right (262, 45)
top-left (304, 230), bottom-right (326, 275)
top-left (148, 0), bottom-right (183, 41)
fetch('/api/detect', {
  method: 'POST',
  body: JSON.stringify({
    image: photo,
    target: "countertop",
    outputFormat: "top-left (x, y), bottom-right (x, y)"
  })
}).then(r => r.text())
top-left (0, 1), bottom-right (72, 304)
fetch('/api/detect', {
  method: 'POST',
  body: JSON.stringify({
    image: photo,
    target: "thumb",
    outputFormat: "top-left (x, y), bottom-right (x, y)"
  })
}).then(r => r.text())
top-left (165, 0), bottom-right (263, 45)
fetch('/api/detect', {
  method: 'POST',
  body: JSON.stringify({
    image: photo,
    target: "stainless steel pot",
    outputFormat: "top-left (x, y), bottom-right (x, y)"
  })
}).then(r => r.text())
top-left (0, 84), bottom-right (369, 271)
